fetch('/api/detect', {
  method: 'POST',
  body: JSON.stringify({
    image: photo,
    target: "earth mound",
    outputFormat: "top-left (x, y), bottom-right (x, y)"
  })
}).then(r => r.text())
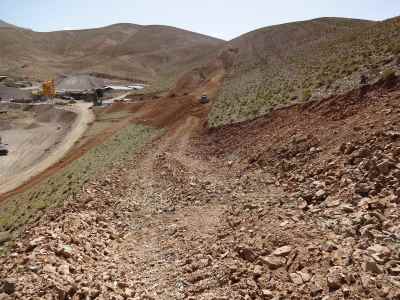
top-left (56, 75), bottom-right (106, 91)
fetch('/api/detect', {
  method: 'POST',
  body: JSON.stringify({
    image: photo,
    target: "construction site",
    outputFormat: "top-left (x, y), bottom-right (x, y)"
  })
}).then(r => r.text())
top-left (1, 4), bottom-right (400, 299)
top-left (0, 73), bottom-right (147, 197)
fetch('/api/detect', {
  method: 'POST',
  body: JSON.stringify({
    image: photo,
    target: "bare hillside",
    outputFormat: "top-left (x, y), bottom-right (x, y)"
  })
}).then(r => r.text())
top-left (0, 19), bottom-right (17, 28)
top-left (0, 22), bottom-right (224, 89)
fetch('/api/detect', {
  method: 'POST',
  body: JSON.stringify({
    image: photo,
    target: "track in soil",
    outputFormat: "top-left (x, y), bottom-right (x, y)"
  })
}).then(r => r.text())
top-left (4, 74), bottom-right (400, 299)
top-left (0, 102), bottom-right (94, 195)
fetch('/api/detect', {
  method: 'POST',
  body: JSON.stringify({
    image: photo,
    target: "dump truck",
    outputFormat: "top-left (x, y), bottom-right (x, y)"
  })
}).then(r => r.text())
top-left (0, 137), bottom-right (8, 156)
top-left (0, 144), bottom-right (8, 156)
top-left (200, 94), bottom-right (209, 104)
top-left (89, 89), bottom-right (104, 106)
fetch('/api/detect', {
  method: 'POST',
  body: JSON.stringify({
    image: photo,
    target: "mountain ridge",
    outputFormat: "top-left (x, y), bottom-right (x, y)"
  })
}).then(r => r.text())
top-left (0, 19), bottom-right (17, 28)
top-left (0, 21), bottom-right (224, 87)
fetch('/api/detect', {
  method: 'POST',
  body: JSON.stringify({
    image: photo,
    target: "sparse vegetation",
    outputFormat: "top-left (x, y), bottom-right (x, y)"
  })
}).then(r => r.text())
top-left (209, 17), bottom-right (400, 127)
top-left (302, 89), bottom-right (312, 101)
top-left (0, 124), bottom-right (158, 236)
top-left (382, 68), bottom-right (397, 81)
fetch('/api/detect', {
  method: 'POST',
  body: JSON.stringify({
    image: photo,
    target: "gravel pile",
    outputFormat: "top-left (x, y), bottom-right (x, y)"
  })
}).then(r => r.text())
top-left (56, 75), bottom-right (106, 91)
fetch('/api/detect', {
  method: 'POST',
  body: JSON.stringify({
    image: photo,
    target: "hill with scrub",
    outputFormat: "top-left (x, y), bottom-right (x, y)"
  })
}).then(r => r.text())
top-left (208, 17), bottom-right (400, 127)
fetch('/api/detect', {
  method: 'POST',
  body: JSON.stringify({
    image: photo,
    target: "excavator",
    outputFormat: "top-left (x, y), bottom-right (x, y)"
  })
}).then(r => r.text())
top-left (32, 80), bottom-right (56, 102)
top-left (92, 88), bottom-right (104, 106)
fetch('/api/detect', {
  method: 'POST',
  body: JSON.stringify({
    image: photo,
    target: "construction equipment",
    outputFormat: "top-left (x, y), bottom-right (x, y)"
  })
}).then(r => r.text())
top-left (0, 144), bottom-right (8, 156)
top-left (0, 137), bottom-right (8, 156)
top-left (42, 80), bottom-right (56, 98)
top-left (32, 90), bottom-right (45, 102)
top-left (91, 88), bottom-right (104, 106)
top-left (200, 94), bottom-right (209, 104)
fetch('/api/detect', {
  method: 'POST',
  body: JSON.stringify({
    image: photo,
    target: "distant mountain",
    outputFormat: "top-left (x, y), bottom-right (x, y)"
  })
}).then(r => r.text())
top-left (0, 19), bottom-right (17, 28)
top-left (0, 23), bottom-right (225, 90)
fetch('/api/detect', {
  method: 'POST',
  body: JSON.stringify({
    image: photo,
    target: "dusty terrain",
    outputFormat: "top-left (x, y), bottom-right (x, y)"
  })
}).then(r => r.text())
top-left (1, 15), bottom-right (400, 300)
top-left (0, 102), bottom-right (94, 194)
top-left (0, 72), bottom-right (400, 299)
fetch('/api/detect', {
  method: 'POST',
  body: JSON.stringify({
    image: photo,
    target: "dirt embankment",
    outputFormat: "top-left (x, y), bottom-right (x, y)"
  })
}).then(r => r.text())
top-left (56, 75), bottom-right (106, 91)
top-left (1, 75), bottom-right (400, 299)
top-left (0, 102), bottom-right (94, 194)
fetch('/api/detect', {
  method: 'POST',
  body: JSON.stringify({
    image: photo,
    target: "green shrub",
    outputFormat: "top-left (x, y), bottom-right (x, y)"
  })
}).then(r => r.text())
top-left (302, 89), bottom-right (312, 101)
top-left (389, 43), bottom-right (400, 55)
top-left (382, 69), bottom-right (397, 81)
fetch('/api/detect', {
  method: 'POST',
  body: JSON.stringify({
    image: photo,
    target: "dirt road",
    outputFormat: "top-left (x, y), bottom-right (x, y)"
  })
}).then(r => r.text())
top-left (2, 65), bottom-right (400, 299)
top-left (102, 92), bottom-right (131, 105)
top-left (5, 72), bottom-right (400, 300)
top-left (0, 102), bottom-right (94, 194)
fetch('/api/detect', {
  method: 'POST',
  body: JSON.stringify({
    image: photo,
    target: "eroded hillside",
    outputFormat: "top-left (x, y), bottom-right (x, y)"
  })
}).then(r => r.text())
top-left (1, 70), bottom-right (400, 300)
top-left (0, 22), bottom-right (224, 90)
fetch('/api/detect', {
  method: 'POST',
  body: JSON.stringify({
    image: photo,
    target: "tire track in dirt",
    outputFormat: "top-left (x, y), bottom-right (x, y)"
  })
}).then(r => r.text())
top-left (0, 102), bottom-right (94, 195)
top-left (95, 72), bottom-right (231, 297)
top-left (107, 112), bottom-right (229, 298)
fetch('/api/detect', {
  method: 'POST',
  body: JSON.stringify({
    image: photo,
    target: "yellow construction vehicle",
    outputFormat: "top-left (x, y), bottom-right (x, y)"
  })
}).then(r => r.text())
top-left (32, 90), bottom-right (43, 101)
top-left (31, 80), bottom-right (55, 101)
top-left (42, 80), bottom-right (55, 98)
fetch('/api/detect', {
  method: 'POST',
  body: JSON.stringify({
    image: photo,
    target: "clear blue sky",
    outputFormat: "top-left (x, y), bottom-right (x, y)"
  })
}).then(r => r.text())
top-left (0, 0), bottom-right (399, 40)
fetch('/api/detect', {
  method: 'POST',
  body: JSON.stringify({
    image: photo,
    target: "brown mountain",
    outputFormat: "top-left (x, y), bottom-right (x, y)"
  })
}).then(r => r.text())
top-left (0, 19), bottom-right (18, 28)
top-left (0, 22), bottom-right (224, 89)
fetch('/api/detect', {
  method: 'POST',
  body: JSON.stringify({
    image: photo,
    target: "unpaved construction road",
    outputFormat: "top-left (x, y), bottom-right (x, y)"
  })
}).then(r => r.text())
top-left (2, 77), bottom-right (400, 299)
top-left (0, 102), bottom-right (94, 194)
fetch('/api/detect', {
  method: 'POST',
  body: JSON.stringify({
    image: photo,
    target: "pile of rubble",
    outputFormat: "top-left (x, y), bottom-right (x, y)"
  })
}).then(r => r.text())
top-left (1, 78), bottom-right (400, 299)
top-left (189, 77), bottom-right (400, 298)
top-left (0, 167), bottom-right (139, 299)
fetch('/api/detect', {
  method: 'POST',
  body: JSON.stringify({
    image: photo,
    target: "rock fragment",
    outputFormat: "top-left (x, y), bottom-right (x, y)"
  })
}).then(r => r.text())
top-left (289, 273), bottom-right (303, 285)
top-left (364, 259), bottom-right (383, 274)
top-left (0, 280), bottom-right (16, 295)
top-left (272, 245), bottom-right (292, 257)
top-left (327, 267), bottom-right (345, 290)
top-left (0, 232), bottom-right (11, 245)
top-left (260, 256), bottom-right (285, 269)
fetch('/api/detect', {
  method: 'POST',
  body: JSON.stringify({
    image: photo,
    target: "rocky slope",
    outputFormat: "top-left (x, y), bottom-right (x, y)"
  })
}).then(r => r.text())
top-left (2, 15), bottom-right (400, 300)
top-left (1, 74), bottom-right (400, 299)
top-left (197, 74), bottom-right (400, 298)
